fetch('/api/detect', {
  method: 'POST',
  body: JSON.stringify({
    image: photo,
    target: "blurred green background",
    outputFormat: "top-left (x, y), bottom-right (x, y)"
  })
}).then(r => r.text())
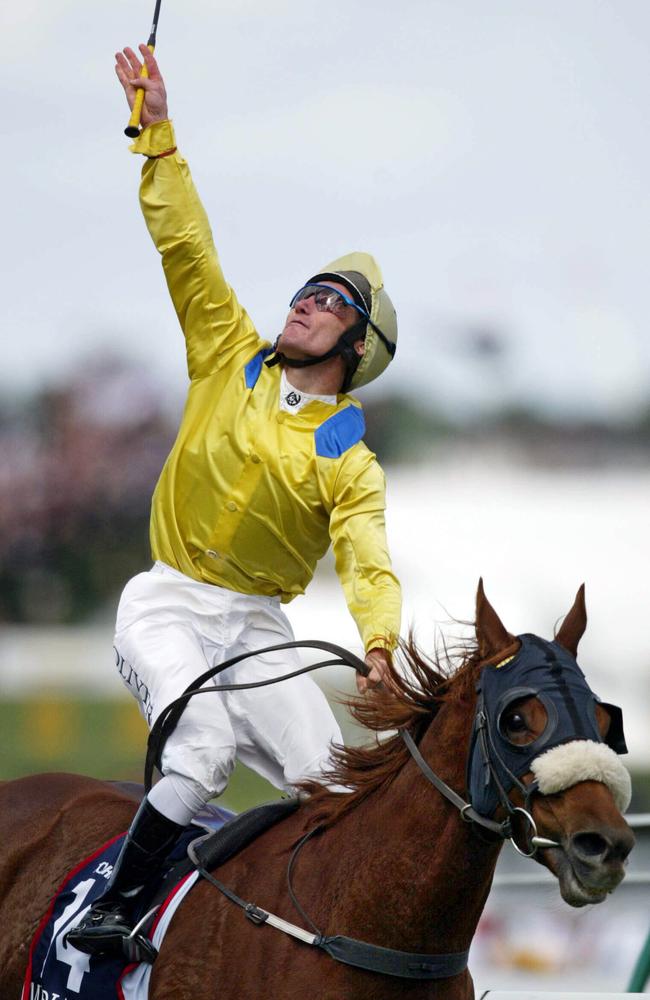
top-left (0, 697), bottom-right (279, 812)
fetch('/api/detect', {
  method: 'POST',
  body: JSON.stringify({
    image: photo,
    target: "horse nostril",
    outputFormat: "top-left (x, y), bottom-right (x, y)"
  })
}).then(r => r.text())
top-left (572, 832), bottom-right (609, 860)
top-left (571, 828), bottom-right (635, 864)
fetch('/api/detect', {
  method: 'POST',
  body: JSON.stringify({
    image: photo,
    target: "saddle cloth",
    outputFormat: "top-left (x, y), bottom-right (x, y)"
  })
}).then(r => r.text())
top-left (21, 809), bottom-right (230, 1000)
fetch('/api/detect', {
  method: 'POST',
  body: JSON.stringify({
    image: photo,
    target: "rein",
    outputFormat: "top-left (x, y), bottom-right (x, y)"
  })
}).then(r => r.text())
top-left (146, 638), bottom-right (555, 980)
top-left (187, 828), bottom-right (469, 980)
top-left (144, 640), bottom-right (369, 793)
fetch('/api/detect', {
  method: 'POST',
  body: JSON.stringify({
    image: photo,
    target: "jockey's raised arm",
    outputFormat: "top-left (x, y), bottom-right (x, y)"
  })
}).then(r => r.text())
top-left (135, 125), bottom-right (262, 379)
top-left (116, 45), bottom-right (261, 379)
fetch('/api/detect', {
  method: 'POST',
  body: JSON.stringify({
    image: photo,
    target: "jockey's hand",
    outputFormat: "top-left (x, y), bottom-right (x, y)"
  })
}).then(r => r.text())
top-left (115, 44), bottom-right (169, 129)
top-left (357, 647), bottom-right (392, 695)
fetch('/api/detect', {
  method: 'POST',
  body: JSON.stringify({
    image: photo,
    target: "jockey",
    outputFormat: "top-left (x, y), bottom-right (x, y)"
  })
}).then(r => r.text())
top-left (68, 44), bottom-right (401, 962)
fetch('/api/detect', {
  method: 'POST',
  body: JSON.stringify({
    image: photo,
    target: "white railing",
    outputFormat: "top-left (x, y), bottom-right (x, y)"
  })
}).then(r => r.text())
top-left (626, 813), bottom-right (650, 827)
top-left (479, 993), bottom-right (648, 999)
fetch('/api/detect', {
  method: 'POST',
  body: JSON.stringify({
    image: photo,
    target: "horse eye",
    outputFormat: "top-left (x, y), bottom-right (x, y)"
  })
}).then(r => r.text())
top-left (505, 712), bottom-right (527, 733)
top-left (497, 694), bottom-right (547, 746)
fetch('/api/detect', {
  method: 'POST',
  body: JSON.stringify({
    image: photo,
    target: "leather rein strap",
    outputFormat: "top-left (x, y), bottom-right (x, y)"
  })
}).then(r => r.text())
top-left (187, 830), bottom-right (469, 980)
top-left (400, 729), bottom-right (510, 838)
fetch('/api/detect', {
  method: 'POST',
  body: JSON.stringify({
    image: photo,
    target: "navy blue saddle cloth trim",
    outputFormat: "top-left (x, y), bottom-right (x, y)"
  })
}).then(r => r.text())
top-left (24, 831), bottom-right (196, 1000)
top-left (25, 797), bottom-right (299, 1000)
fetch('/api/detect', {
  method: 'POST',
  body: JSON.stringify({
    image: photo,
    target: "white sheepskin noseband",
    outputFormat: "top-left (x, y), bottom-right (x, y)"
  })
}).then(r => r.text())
top-left (531, 740), bottom-right (632, 812)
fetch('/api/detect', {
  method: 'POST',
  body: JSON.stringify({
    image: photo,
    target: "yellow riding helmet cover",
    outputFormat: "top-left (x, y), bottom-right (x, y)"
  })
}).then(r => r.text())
top-left (307, 251), bottom-right (398, 390)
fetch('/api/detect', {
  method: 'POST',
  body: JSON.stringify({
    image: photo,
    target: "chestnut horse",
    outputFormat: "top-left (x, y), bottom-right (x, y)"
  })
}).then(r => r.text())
top-left (0, 583), bottom-right (634, 999)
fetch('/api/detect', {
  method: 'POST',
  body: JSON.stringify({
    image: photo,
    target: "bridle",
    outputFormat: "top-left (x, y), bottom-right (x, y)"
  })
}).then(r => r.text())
top-left (400, 727), bottom-right (559, 858)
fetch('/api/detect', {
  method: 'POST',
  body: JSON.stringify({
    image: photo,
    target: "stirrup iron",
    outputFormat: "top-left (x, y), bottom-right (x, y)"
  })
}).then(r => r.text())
top-left (122, 905), bottom-right (160, 964)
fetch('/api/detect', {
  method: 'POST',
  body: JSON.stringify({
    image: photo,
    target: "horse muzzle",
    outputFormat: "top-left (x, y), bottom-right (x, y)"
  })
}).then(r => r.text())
top-left (553, 822), bottom-right (636, 906)
top-left (528, 740), bottom-right (635, 905)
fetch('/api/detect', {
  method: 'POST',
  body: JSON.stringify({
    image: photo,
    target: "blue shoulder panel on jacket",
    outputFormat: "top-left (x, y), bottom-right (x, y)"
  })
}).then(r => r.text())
top-left (315, 406), bottom-right (366, 459)
top-left (244, 348), bottom-right (273, 389)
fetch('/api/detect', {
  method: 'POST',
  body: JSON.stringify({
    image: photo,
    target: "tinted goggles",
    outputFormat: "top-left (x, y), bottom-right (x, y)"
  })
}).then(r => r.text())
top-left (289, 284), bottom-right (369, 320)
top-left (289, 283), bottom-right (396, 359)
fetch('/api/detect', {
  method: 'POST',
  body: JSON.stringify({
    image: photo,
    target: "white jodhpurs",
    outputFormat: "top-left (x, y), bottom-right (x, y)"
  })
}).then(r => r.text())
top-left (113, 562), bottom-right (343, 805)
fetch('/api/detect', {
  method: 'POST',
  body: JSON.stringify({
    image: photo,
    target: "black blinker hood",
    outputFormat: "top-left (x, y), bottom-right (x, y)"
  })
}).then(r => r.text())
top-left (467, 633), bottom-right (628, 818)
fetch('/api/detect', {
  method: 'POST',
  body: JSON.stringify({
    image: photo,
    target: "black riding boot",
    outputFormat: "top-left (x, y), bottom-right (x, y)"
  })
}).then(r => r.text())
top-left (65, 798), bottom-right (184, 963)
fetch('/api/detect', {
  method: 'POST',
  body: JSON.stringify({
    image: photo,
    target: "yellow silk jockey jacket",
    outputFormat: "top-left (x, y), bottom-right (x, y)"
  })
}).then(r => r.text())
top-left (131, 121), bottom-right (402, 652)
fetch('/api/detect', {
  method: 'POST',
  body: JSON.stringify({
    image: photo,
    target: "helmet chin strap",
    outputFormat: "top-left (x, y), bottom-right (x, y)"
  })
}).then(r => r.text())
top-left (264, 324), bottom-right (365, 391)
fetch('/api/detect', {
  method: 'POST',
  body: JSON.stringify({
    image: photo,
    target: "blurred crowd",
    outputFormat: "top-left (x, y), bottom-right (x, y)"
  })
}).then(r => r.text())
top-left (0, 358), bottom-right (175, 623)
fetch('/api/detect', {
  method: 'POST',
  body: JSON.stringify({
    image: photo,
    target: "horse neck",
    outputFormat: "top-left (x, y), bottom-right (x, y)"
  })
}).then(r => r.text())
top-left (300, 688), bottom-right (501, 955)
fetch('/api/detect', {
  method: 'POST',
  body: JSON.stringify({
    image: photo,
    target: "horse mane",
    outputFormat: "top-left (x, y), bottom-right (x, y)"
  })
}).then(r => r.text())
top-left (299, 629), bottom-right (481, 830)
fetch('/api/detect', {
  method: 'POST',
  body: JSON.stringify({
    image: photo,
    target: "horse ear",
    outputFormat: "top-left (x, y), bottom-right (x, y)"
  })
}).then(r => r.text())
top-left (555, 583), bottom-right (587, 657)
top-left (476, 578), bottom-right (514, 660)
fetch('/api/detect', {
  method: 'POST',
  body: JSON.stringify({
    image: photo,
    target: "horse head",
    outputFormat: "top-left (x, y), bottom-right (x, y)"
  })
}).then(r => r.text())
top-left (470, 579), bottom-right (634, 906)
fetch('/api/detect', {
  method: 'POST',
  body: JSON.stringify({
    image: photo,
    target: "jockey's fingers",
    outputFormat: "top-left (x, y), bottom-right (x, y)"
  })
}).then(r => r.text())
top-left (115, 64), bottom-right (137, 111)
top-left (122, 46), bottom-right (144, 77)
top-left (115, 51), bottom-right (128, 73)
top-left (356, 671), bottom-right (383, 695)
top-left (115, 58), bottom-right (134, 91)
top-left (127, 75), bottom-right (158, 91)
top-left (138, 43), bottom-right (163, 79)
top-left (115, 52), bottom-right (134, 82)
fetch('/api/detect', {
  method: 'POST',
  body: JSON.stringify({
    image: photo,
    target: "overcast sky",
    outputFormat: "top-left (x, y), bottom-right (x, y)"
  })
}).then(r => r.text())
top-left (3, 0), bottom-right (650, 420)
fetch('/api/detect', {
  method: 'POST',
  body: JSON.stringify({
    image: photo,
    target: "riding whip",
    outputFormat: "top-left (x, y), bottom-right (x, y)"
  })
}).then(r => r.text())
top-left (124, 0), bottom-right (163, 137)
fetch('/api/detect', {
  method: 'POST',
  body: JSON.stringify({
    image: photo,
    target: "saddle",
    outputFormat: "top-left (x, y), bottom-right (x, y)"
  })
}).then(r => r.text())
top-left (154, 796), bottom-right (300, 904)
